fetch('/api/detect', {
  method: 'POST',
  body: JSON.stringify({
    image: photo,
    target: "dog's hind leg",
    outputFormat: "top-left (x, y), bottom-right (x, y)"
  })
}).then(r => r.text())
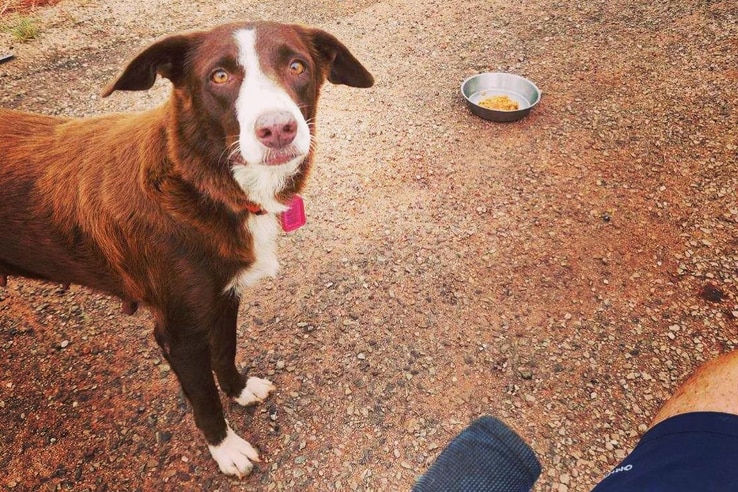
top-left (209, 294), bottom-right (275, 407)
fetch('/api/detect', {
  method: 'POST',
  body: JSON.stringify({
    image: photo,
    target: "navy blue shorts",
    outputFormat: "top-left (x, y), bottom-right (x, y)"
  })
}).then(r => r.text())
top-left (592, 412), bottom-right (738, 491)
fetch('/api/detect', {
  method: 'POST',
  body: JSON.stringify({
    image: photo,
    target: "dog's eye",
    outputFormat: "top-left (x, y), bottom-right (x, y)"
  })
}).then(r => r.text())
top-left (288, 60), bottom-right (306, 76)
top-left (210, 69), bottom-right (230, 84)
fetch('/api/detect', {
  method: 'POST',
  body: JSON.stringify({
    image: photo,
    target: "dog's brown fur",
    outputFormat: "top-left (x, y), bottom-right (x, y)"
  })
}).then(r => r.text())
top-left (0, 21), bottom-right (373, 476)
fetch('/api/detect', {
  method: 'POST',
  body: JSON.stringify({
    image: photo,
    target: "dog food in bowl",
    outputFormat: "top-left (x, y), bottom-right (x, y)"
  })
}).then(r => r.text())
top-left (478, 95), bottom-right (519, 111)
top-left (461, 72), bottom-right (541, 122)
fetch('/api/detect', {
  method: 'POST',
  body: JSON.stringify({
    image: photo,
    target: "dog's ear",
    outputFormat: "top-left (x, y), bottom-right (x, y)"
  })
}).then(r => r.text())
top-left (102, 33), bottom-right (200, 97)
top-left (306, 29), bottom-right (374, 88)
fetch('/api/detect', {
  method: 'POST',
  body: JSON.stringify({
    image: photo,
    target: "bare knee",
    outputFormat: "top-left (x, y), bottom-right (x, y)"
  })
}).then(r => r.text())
top-left (652, 350), bottom-right (738, 427)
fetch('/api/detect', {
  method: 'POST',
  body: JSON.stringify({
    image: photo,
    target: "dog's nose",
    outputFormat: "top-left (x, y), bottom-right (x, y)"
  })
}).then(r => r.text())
top-left (254, 111), bottom-right (298, 149)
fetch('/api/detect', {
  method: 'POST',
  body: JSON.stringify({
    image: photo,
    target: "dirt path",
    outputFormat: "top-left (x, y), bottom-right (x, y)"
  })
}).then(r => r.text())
top-left (1, 0), bottom-right (737, 490)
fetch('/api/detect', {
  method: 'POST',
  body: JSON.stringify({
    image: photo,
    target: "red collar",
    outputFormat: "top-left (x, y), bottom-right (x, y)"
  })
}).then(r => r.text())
top-left (245, 201), bottom-right (267, 215)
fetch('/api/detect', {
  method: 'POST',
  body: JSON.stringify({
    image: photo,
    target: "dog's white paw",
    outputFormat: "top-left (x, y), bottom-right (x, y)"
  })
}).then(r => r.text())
top-left (208, 426), bottom-right (261, 479)
top-left (234, 377), bottom-right (276, 407)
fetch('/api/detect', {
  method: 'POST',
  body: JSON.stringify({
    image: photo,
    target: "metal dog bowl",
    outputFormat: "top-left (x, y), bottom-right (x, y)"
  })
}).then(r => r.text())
top-left (461, 72), bottom-right (541, 122)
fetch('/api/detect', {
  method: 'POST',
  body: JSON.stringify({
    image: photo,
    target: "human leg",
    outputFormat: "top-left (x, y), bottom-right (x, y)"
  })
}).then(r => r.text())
top-left (651, 349), bottom-right (738, 427)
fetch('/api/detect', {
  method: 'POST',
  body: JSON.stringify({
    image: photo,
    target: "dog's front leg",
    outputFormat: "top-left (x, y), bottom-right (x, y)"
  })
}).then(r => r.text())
top-left (209, 294), bottom-right (243, 397)
top-left (210, 294), bottom-right (275, 407)
top-left (153, 316), bottom-right (259, 479)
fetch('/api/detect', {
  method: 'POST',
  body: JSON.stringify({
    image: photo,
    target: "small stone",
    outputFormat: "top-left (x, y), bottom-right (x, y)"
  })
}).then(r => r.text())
top-left (60, 340), bottom-right (69, 348)
top-left (156, 431), bottom-right (172, 444)
top-left (519, 369), bottom-right (533, 380)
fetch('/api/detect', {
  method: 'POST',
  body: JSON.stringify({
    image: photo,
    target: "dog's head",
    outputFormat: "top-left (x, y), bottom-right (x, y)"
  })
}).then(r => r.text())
top-left (103, 22), bottom-right (373, 213)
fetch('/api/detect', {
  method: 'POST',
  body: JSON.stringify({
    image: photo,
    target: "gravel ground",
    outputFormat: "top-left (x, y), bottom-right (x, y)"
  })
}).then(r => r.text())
top-left (1, 0), bottom-right (737, 491)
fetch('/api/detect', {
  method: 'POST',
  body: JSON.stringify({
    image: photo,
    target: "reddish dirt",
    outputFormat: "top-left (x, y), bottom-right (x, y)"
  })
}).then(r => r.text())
top-left (2, 0), bottom-right (60, 14)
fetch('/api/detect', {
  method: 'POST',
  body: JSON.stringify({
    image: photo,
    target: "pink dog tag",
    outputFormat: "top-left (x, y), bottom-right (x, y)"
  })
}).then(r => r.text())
top-left (280, 195), bottom-right (306, 232)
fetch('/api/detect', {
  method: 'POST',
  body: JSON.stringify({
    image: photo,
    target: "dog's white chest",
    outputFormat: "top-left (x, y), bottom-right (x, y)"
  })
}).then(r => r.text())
top-left (227, 214), bottom-right (280, 294)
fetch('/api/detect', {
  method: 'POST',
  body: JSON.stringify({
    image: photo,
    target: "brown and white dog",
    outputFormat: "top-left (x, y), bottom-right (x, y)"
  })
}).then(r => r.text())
top-left (0, 21), bottom-right (373, 478)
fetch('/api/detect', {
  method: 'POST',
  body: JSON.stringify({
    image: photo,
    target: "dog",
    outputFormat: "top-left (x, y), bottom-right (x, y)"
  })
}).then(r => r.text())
top-left (0, 21), bottom-right (373, 478)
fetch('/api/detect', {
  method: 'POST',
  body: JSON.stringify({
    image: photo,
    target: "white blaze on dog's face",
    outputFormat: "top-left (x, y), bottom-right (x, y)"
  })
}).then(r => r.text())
top-left (224, 26), bottom-right (319, 295)
top-left (231, 28), bottom-right (313, 214)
